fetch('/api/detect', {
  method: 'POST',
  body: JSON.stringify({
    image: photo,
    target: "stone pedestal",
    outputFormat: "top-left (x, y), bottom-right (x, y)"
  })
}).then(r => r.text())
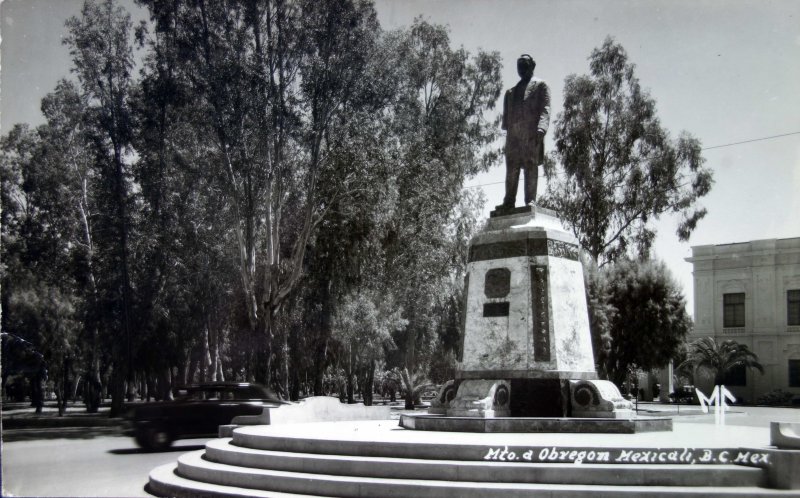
top-left (457, 206), bottom-right (595, 380)
top-left (428, 380), bottom-right (457, 415)
top-left (447, 380), bottom-right (510, 417)
top-left (570, 380), bottom-right (633, 418)
top-left (447, 206), bottom-right (628, 418)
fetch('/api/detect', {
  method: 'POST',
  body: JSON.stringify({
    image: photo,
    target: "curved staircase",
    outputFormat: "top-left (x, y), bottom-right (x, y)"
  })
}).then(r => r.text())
top-left (148, 421), bottom-right (799, 497)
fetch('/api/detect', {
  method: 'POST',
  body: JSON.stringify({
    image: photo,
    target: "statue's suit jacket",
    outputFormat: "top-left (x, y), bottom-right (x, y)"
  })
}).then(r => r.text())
top-left (502, 77), bottom-right (551, 165)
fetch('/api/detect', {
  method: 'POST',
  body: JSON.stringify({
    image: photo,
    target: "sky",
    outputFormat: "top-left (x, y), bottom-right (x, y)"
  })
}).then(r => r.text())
top-left (2, 0), bottom-right (799, 315)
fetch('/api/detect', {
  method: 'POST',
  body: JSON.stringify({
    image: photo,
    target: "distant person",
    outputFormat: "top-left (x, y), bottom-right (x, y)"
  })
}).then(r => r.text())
top-left (501, 54), bottom-right (551, 208)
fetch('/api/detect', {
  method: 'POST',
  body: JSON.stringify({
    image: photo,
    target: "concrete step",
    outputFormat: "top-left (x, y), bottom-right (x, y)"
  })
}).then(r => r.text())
top-left (206, 438), bottom-right (765, 487)
top-left (167, 450), bottom-right (794, 498)
top-left (148, 462), bottom-right (318, 498)
top-left (230, 426), bottom-right (764, 467)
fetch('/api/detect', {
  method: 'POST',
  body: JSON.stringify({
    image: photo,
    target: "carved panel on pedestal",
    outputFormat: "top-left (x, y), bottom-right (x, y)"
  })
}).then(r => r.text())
top-left (484, 268), bottom-right (511, 298)
top-left (531, 265), bottom-right (550, 362)
top-left (546, 239), bottom-right (579, 261)
top-left (468, 238), bottom-right (579, 263)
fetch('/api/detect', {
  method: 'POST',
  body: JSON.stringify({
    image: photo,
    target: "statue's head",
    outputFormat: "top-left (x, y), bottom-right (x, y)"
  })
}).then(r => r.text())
top-left (517, 54), bottom-right (535, 80)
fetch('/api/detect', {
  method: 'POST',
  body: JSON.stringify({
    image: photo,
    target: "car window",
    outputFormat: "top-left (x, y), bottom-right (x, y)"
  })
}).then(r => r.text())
top-left (201, 389), bottom-right (236, 400)
top-left (233, 387), bottom-right (259, 400)
top-left (176, 389), bottom-right (205, 401)
top-left (231, 386), bottom-right (276, 400)
top-left (175, 384), bottom-right (277, 401)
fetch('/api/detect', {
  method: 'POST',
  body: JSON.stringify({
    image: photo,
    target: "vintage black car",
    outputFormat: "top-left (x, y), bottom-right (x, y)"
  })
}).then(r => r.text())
top-left (124, 382), bottom-right (286, 450)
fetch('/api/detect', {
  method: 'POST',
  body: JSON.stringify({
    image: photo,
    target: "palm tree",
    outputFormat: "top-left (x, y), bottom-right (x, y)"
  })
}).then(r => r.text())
top-left (390, 368), bottom-right (434, 410)
top-left (678, 337), bottom-right (764, 386)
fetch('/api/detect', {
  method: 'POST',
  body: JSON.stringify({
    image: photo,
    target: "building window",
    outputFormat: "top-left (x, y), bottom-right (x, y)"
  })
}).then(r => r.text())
top-left (723, 293), bottom-right (745, 328)
top-left (790, 360), bottom-right (800, 388)
top-left (788, 290), bottom-right (800, 326)
top-left (723, 364), bottom-right (746, 386)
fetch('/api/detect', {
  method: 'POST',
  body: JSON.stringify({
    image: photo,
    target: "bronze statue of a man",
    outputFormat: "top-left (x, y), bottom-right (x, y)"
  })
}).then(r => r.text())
top-left (501, 54), bottom-right (550, 208)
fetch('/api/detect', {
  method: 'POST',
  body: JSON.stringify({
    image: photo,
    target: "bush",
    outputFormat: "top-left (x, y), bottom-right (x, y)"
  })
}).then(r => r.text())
top-left (756, 389), bottom-right (794, 406)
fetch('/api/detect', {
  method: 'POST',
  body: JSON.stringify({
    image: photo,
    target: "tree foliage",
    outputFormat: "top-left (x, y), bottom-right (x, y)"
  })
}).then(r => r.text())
top-left (278, 19), bottom-right (499, 398)
top-left (132, 0), bottom-right (402, 387)
top-left (379, 20), bottom-right (500, 379)
top-left (1, 94), bottom-right (91, 414)
top-left (63, 0), bottom-right (140, 415)
top-left (601, 258), bottom-right (691, 385)
top-left (332, 291), bottom-right (405, 405)
top-left (582, 256), bottom-right (614, 377)
top-left (678, 337), bottom-right (764, 387)
top-left (1, 0), bottom-right (496, 408)
top-left (543, 37), bottom-right (713, 265)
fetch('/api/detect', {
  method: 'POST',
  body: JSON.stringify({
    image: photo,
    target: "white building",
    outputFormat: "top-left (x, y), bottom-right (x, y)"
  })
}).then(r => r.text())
top-left (686, 237), bottom-right (800, 402)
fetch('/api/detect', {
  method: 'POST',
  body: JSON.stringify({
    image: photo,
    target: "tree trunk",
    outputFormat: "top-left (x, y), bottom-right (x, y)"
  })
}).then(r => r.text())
top-left (346, 373), bottom-right (355, 404)
top-left (402, 368), bottom-right (415, 410)
top-left (155, 367), bottom-right (169, 401)
top-left (362, 361), bottom-right (375, 406)
top-left (212, 327), bottom-right (224, 382)
top-left (404, 390), bottom-right (415, 410)
top-left (146, 373), bottom-right (155, 402)
top-left (280, 325), bottom-right (289, 399)
top-left (178, 360), bottom-right (188, 386)
top-left (289, 324), bottom-right (301, 401)
top-left (254, 311), bottom-right (274, 388)
top-left (313, 286), bottom-right (333, 396)
top-left (109, 370), bottom-right (125, 417)
top-left (202, 325), bottom-right (212, 382)
top-left (187, 349), bottom-right (199, 385)
top-left (56, 367), bottom-right (67, 417)
top-left (108, 125), bottom-right (136, 406)
top-left (126, 378), bottom-right (136, 402)
top-left (313, 337), bottom-right (328, 396)
top-left (85, 356), bottom-right (102, 413)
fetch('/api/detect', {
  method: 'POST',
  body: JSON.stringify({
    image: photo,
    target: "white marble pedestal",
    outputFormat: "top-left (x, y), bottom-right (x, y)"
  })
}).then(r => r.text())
top-left (445, 206), bottom-right (627, 418)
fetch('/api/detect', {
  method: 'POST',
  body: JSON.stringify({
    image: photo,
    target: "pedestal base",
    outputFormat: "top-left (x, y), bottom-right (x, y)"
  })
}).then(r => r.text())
top-left (569, 380), bottom-right (633, 419)
top-left (400, 414), bottom-right (672, 433)
top-left (446, 379), bottom-right (510, 418)
top-left (428, 380), bottom-right (457, 415)
top-left (438, 378), bottom-right (633, 420)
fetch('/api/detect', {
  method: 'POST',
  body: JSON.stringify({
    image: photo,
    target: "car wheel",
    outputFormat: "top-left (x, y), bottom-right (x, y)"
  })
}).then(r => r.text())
top-left (136, 426), bottom-right (172, 451)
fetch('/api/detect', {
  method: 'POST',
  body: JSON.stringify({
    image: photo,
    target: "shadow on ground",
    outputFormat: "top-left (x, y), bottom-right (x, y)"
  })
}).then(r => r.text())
top-left (109, 444), bottom-right (206, 455)
top-left (2, 426), bottom-right (125, 442)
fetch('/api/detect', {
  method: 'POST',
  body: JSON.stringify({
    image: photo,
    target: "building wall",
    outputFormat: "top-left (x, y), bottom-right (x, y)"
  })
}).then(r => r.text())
top-left (686, 237), bottom-right (800, 402)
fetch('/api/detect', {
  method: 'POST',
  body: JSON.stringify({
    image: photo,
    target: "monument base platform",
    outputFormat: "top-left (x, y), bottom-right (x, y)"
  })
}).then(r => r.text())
top-left (149, 420), bottom-right (800, 497)
top-left (435, 377), bottom-right (634, 418)
top-left (399, 413), bottom-right (671, 433)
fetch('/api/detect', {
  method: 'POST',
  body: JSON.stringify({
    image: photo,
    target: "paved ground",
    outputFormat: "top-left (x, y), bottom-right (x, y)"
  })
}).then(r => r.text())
top-left (2, 400), bottom-right (116, 417)
top-left (1, 434), bottom-right (212, 497)
top-left (637, 403), bottom-right (799, 427)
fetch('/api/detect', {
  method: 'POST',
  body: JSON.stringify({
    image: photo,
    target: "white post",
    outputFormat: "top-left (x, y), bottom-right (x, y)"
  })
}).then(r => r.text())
top-left (696, 385), bottom-right (735, 425)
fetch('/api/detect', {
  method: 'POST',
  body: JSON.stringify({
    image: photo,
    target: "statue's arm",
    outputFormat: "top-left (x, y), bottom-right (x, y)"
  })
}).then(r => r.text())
top-left (538, 83), bottom-right (551, 134)
top-left (501, 90), bottom-right (509, 130)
